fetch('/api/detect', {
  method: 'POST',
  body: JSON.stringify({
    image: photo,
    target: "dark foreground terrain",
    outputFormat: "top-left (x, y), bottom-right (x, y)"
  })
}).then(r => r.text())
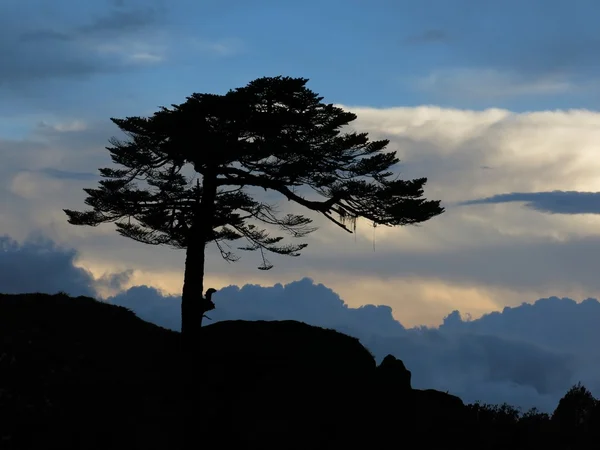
top-left (1, 292), bottom-right (599, 449)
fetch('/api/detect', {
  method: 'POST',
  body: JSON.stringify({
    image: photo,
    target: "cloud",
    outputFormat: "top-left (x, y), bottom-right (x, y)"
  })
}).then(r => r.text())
top-left (0, 1), bottom-right (244, 120)
top-left (189, 38), bottom-right (243, 57)
top-left (0, 0), bottom-right (244, 94)
top-left (107, 277), bottom-right (407, 338)
top-left (393, 1), bottom-right (600, 104)
top-left (0, 118), bottom-right (120, 244)
top-left (108, 285), bottom-right (182, 331)
top-left (37, 120), bottom-right (88, 132)
top-left (0, 235), bottom-right (97, 297)
top-left (414, 68), bottom-right (574, 100)
top-left (0, 234), bottom-right (134, 299)
top-left (38, 168), bottom-right (100, 182)
top-left (0, 0), bottom-right (167, 88)
top-left (439, 297), bottom-right (600, 355)
top-left (94, 268), bottom-right (134, 293)
top-left (205, 278), bottom-right (406, 337)
top-left (7, 106), bottom-right (600, 327)
top-left (1, 233), bottom-right (598, 412)
top-left (105, 275), bottom-right (600, 413)
top-left (408, 0), bottom-right (600, 82)
top-left (18, 30), bottom-right (73, 43)
top-left (459, 191), bottom-right (600, 215)
top-left (92, 40), bottom-right (167, 65)
top-left (77, 5), bottom-right (162, 35)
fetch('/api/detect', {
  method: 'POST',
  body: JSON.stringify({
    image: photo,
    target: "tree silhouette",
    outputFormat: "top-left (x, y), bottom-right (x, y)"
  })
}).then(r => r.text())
top-left (552, 382), bottom-right (598, 445)
top-left (64, 76), bottom-right (444, 350)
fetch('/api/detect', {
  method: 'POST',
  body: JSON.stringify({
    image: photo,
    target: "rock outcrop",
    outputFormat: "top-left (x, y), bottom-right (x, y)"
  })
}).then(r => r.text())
top-left (377, 353), bottom-right (412, 390)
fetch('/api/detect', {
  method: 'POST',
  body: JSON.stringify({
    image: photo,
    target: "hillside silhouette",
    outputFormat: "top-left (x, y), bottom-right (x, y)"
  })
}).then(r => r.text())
top-left (1, 292), bottom-right (599, 449)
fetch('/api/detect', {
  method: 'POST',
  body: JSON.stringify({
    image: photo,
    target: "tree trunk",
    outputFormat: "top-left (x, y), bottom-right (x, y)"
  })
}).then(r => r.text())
top-left (180, 235), bottom-right (206, 351)
top-left (180, 169), bottom-right (218, 350)
top-left (179, 169), bottom-right (218, 446)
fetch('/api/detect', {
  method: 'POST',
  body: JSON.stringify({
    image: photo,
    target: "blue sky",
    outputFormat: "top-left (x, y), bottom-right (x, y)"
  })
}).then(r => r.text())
top-left (3, 0), bottom-right (600, 411)
top-left (4, 0), bottom-right (600, 127)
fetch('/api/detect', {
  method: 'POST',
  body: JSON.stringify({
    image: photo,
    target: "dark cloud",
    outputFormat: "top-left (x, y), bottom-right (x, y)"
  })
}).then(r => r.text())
top-left (0, 235), bottom-right (97, 297)
top-left (201, 279), bottom-right (406, 337)
top-left (94, 269), bottom-right (134, 292)
top-left (431, 297), bottom-right (600, 409)
top-left (16, 6), bottom-right (159, 43)
top-left (399, 0), bottom-right (600, 86)
top-left (107, 278), bottom-right (406, 338)
top-left (108, 286), bottom-right (182, 331)
top-left (106, 277), bottom-right (600, 412)
top-left (0, 233), bottom-right (133, 298)
top-left (459, 191), bottom-right (600, 214)
top-left (0, 1), bottom-right (164, 88)
top-left (284, 235), bottom-right (600, 294)
top-left (38, 168), bottom-right (100, 181)
top-left (440, 297), bottom-right (600, 355)
top-left (77, 6), bottom-right (162, 35)
top-left (0, 37), bottom-right (111, 86)
top-left (364, 330), bottom-right (574, 412)
top-left (18, 30), bottom-right (73, 43)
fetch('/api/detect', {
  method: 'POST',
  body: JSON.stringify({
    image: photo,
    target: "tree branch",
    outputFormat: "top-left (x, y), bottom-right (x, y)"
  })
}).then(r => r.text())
top-left (218, 167), bottom-right (340, 212)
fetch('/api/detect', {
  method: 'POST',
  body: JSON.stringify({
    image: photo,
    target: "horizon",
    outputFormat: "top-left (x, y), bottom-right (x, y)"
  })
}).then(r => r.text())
top-left (2, 0), bottom-right (600, 413)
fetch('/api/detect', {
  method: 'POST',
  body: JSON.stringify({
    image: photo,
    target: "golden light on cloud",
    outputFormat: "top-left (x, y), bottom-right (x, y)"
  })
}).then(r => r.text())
top-left (82, 256), bottom-right (504, 327)
top-left (77, 257), bottom-right (301, 299)
top-left (305, 272), bottom-right (600, 328)
top-left (307, 272), bottom-right (503, 327)
top-left (75, 254), bottom-right (600, 329)
top-left (339, 105), bottom-right (600, 201)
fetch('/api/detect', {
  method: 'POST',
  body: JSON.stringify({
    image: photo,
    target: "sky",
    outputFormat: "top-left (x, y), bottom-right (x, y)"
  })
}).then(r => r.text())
top-left (3, 0), bottom-right (600, 412)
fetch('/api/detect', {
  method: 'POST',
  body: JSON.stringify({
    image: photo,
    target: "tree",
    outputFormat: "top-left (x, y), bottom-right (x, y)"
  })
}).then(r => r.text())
top-left (64, 76), bottom-right (444, 351)
top-left (552, 382), bottom-right (598, 442)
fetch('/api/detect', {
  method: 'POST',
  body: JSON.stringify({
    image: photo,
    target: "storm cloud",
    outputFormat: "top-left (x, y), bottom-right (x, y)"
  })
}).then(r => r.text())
top-left (0, 235), bottom-right (97, 297)
top-left (459, 191), bottom-right (600, 214)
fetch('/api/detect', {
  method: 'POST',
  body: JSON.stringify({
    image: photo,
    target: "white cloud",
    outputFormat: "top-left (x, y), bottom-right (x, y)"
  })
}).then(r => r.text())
top-left (37, 120), bottom-right (88, 132)
top-left (92, 39), bottom-right (167, 64)
top-left (339, 104), bottom-right (600, 205)
top-left (129, 52), bottom-right (164, 62)
top-left (413, 68), bottom-right (574, 99)
top-left (85, 33), bottom-right (242, 66)
top-left (189, 37), bottom-right (243, 56)
top-left (9, 171), bottom-right (64, 200)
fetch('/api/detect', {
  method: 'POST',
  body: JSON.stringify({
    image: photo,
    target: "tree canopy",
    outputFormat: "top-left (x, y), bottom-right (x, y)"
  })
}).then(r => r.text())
top-left (65, 76), bottom-right (444, 270)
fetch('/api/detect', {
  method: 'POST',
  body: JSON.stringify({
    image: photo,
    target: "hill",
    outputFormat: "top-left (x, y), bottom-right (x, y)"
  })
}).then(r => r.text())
top-left (0, 292), bottom-right (597, 449)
